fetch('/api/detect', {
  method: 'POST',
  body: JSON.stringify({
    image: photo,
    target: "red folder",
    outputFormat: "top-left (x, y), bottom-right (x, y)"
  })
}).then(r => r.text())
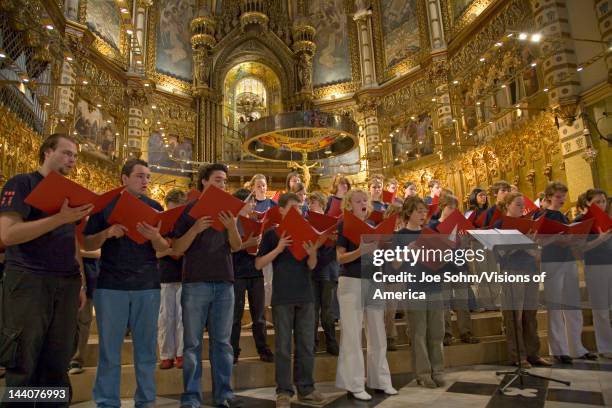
top-left (427, 204), bottom-right (438, 221)
top-left (262, 206), bottom-right (282, 231)
top-left (538, 217), bottom-right (594, 235)
top-left (367, 210), bottom-right (384, 225)
top-left (326, 196), bottom-right (342, 218)
top-left (307, 211), bottom-right (339, 247)
top-left (238, 216), bottom-right (264, 255)
top-left (415, 227), bottom-right (457, 270)
top-left (522, 196), bottom-right (539, 217)
top-left (432, 195), bottom-right (439, 205)
top-left (24, 171), bottom-right (124, 215)
top-left (187, 189), bottom-right (201, 202)
top-left (500, 215), bottom-right (544, 235)
top-left (108, 192), bottom-right (186, 244)
top-left (436, 209), bottom-right (474, 235)
top-left (478, 207), bottom-right (503, 228)
top-left (271, 191), bottom-right (282, 203)
top-left (276, 206), bottom-right (320, 261)
top-left (188, 185), bottom-right (246, 232)
top-left (342, 210), bottom-right (397, 246)
top-left (253, 210), bottom-right (268, 221)
top-left (467, 210), bottom-right (478, 226)
top-left (382, 190), bottom-right (396, 204)
top-left (584, 204), bottom-right (612, 233)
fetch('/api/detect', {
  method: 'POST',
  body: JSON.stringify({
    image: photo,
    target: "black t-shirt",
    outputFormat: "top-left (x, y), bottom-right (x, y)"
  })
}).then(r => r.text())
top-left (257, 227), bottom-right (314, 305)
top-left (540, 209), bottom-right (574, 263)
top-left (393, 228), bottom-right (442, 293)
top-left (492, 219), bottom-right (537, 272)
top-left (233, 218), bottom-right (262, 279)
top-left (312, 245), bottom-right (338, 281)
top-left (172, 201), bottom-right (234, 283)
top-left (85, 194), bottom-right (162, 290)
top-left (336, 221), bottom-right (376, 279)
top-left (0, 172), bottom-right (79, 275)
top-left (574, 214), bottom-right (611, 265)
top-left (483, 204), bottom-right (499, 227)
top-left (159, 256), bottom-right (182, 283)
top-left (372, 200), bottom-right (387, 212)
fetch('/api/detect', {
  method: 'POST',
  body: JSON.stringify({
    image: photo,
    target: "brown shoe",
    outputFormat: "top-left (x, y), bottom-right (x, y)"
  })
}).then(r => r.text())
top-left (298, 390), bottom-right (326, 405)
top-left (276, 394), bottom-right (291, 408)
top-left (528, 357), bottom-right (552, 367)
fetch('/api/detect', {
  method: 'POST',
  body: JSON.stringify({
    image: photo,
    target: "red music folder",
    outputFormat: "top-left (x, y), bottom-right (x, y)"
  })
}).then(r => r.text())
top-left (436, 209), bottom-right (474, 235)
top-left (500, 215), bottom-right (544, 235)
top-left (426, 204), bottom-right (438, 221)
top-left (276, 206), bottom-right (320, 261)
top-left (584, 204), bottom-right (612, 233)
top-left (382, 190), bottom-right (396, 204)
top-left (342, 210), bottom-right (397, 246)
top-left (477, 207), bottom-right (503, 228)
top-left (187, 189), bottom-right (201, 202)
top-left (188, 185), bottom-right (246, 232)
top-left (432, 195), bottom-right (440, 205)
top-left (24, 171), bottom-right (124, 215)
top-left (522, 196), bottom-right (539, 217)
top-left (415, 227), bottom-right (457, 270)
top-left (367, 210), bottom-right (384, 225)
top-left (262, 206), bottom-right (282, 231)
top-left (108, 192), bottom-right (186, 244)
top-left (538, 217), bottom-right (594, 235)
top-left (238, 215), bottom-right (264, 255)
top-left (307, 211), bottom-right (338, 247)
top-left (271, 191), bottom-right (282, 202)
top-left (326, 196), bottom-right (342, 218)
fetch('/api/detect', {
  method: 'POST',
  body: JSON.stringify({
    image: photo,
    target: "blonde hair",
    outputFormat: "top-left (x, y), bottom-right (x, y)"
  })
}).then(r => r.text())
top-left (246, 173), bottom-right (267, 190)
top-left (342, 189), bottom-right (371, 214)
top-left (498, 191), bottom-right (523, 214)
top-left (368, 175), bottom-right (384, 188)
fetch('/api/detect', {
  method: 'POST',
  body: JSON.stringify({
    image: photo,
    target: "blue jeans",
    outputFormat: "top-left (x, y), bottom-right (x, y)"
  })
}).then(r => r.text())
top-left (93, 289), bottom-right (161, 408)
top-left (181, 282), bottom-right (235, 406)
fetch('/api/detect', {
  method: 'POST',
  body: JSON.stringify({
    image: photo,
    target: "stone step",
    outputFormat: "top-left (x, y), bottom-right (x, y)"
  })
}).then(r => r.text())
top-left (69, 327), bottom-right (597, 403)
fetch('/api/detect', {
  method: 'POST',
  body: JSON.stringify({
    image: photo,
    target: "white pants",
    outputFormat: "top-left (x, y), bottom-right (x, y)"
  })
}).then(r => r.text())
top-left (585, 264), bottom-right (612, 354)
top-left (158, 282), bottom-right (183, 359)
top-left (542, 261), bottom-right (588, 357)
top-left (335, 277), bottom-right (392, 393)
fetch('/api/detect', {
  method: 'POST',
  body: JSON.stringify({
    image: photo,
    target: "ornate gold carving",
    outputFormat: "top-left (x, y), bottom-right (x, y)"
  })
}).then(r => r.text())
top-left (447, 0), bottom-right (495, 39)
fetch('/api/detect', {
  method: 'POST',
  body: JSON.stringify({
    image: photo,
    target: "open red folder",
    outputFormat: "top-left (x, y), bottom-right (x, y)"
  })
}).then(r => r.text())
top-left (538, 217), bottom-right (594, 235)
top-left (342, 209), bottom-right (397, 246)
top-left (188, 185), bottom-right (246, 232)
top-left (415, 227), bottom-right (457, 271)
top-left (367, 210), bottom-right (384, 225)
top-left (262, 206), bottom-right (282, 231)
top-left (187, 189), bottom-right (201, 202)
top-left (426, 204), bottom-right (438, 221)
top-left (382, 190), bottom-right (396, 204)
top-left (24, 171), bottom-right (124, 215)
top-left (477, 207), bottom-right (503, 228)
top-left (436, 209), bottom-right (474, 235)
top-left (326, 196), bottom-right (342, 218)
top-left (500, 215), bottom-right (544, 235)
top-left (276, 206), bottom-right (322, 261)
top-left (108, 192), bottom-right (186, 244)
top-left (271, 191), bottom-right (282, 203)
top-left (584, 204), bottom-right (612, 233)
top-left (238, 216), bottom-right (264, 255)
top-left (307, 211), bottom-right (338, 247)
top-left (522, 196), bottom-right (539, 217)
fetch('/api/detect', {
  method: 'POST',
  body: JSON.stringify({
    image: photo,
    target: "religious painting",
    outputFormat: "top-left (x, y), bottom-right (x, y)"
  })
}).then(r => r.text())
top-left (155, 0), bottom-right (195, 82)
top-left (86, 0), bottom-right (121, 50)
top-left (453, 0), bottom-right (475, 19)
top-left (381, 0), bottom-right (421, 68)
top-left (147, 131), bottom-right (193, 175)
top-left (310, 0), bottom-right (352, 86)
top-left (391, 114), bottom-right (434, 161)
top-left (74, 99), bottom-right (117, 160)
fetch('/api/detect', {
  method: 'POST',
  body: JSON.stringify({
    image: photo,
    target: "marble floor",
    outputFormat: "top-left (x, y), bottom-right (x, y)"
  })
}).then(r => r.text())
top-left (71, 358), bottom-right (612, 407)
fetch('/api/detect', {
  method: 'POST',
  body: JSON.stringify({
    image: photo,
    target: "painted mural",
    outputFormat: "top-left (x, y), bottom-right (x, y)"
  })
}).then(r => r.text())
top-left (155, 0), bottom-right (195, 82)
top-left (392, 114), bottom-right (434, 160)
top-left (86, 0), bottom-right (121, 50)
top-left (453, 0), bottom-right (475, 19)
top-left (381, 0), bottom-right (420, 68)
top-left (310, 0), bottom-right (351, 86)
top-left (148, 131), bottom-right (193, 175)
top-left (74, 99), bottom-right (117, 160)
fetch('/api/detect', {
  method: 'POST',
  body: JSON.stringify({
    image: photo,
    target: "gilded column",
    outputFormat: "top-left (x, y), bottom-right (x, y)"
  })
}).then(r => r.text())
top-left (292, 18), bottom-right (316, 110)
top-left (353, 2), bottom-right (377, 87)
top-left (126, 88), bottom-right (147, 159)
top-left (52, 60), bottom-right (76, 133)
top-left (357, 98), bottom-right (382, 176)
top-left (531, 0), bottom-right (594, 200)
top-left (425, 0), bottom-right (446, 50)
top-left (594, 0), bottom-right (612, 81)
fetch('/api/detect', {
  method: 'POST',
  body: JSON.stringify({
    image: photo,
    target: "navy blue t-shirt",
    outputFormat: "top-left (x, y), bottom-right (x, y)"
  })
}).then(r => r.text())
top-left (312, 245), bottom-right (338, 281)
top-left (159, 255), bottom-right (182, 283)
top-left (255, 198), bottom-right (277, 213)
top-left (0, 171), bottom-right (79, 275)
top-left (483, 204), bottom-right (499, 228)
top-left (493, 219), bottom-right (537, 272)
top-left (393, 228), bottom-right (442, 293)
top-left (574, 214), bottom-right (611, 265)
top-left (172, 200), bottom-right (234, 283)
top-left (85, 194), bottom-right (162, 290)
top-left (424, 196), bottom-right (433, 205)
top-left (233, 219), bottom-right (262, 279)
top-left (257, 227), bottom-right (314, 305)
top-left (336, 221), bottom-right (376, 279)
top-left (372, 200), bottom-right (387, 212)
top-left (540, 209), bottom-right (574, 263)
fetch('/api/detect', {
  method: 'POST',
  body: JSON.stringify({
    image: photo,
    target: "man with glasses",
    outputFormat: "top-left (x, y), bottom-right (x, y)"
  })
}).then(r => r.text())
top-left (0, 133), bottom-right (92, 403)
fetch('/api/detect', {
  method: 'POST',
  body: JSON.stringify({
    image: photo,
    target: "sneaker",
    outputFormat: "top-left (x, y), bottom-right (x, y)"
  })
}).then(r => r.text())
top-left (417, 376), bottom-right (437, 388)
top-left (387, 337), bottom-right (398, 351)
top-left (298, 390), bottom-right (326, 405)
top-left (460, 333), bottom-right (480, 344)
top-left (432, 375), bottom-right (446, 387)
top-left (348, 391), bottom-right (372, 401)
top-left (68, 362), bottom-right (84, 375)
top-left (175, 356), bottom-right (183, 369)
top-left (259, 349), bottom-right (274, 363)
top-left (374, 386), bottom-right (398, 395)
top-left (443, 333), bottom-right (453, 346)
top-left (217, 397), bottom-right (244, 408)
top-left (276, 394), bottom-right (291, 408)
top-left (159, 359), bottom-right (174, 369)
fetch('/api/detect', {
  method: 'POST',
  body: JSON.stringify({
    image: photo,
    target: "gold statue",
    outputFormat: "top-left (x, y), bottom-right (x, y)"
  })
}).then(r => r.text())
top-left (287, 158), bottom-right (319, 191)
